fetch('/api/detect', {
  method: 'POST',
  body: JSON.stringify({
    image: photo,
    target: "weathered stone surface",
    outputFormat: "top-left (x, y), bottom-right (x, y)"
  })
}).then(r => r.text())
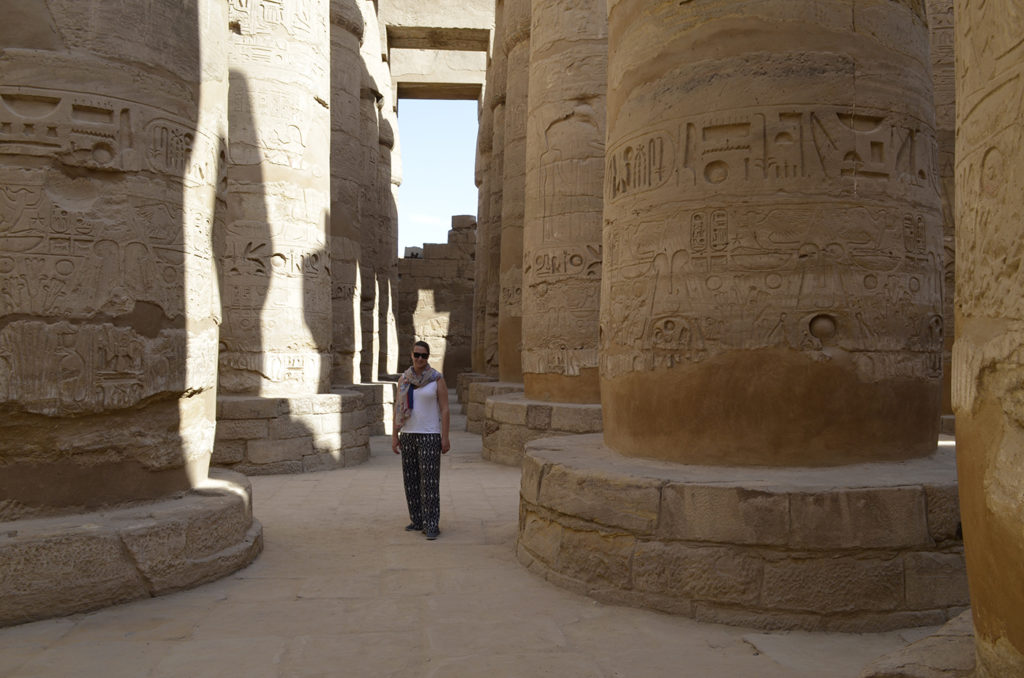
top-left (924, 483), bottom-right (962, 543)
top-left (482, 392), bottom-right (602, 465)
top-left (0, 0), bottom-right (224, 516)
top-left (518, 436), bottom-right (964, 631)
top-left (600, 0), bottom-right (943, 466)
top-left (787, 487), bottom-right (931, 550)
top-left (904, 552), bottom-right (970, 611)
top-left (466, 381), bottom-right (524, 432)
top-left (954, 2), bottom-right (1024, 673)
top-left (520, 0), bottom-right (606, 404)
top-left (0, 471), bottom-right (262, 627)
top-left (632, 542), bottom-right (762, 606)
top-left (555, 528), bottom-right (634, 589)
top-left (658, 485), bottom-right (789, 546)
top-left (761, 556), bottom-right (904, 613)
top-left (859, 610), bottom-right (975, 678)
top-left (248, 438), bottom-right (314, 466)
top-left (538, 463), bottom-right (661, 534)
top-left (397, 216), bottom-right (477, 384)
top-left (220, 0), bottom-right (332, 397)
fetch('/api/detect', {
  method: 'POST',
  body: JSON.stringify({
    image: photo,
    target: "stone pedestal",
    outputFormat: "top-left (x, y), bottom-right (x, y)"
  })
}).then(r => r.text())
top-left (457, 372), bottom-right (497, 414)
top-left (0, 470), bottom-right (262, 627)
top-left (483, 393), bottom-right (602, 466)
top-left (954, 1), bottom-right (1024, 674)
top-left (518, 435), bottom-right (967, 632)
top-left (346, 382), bottom-right (396, 436)
top-left (212, 392), bottom-right (370, 475)
top-left (466, 381), bottom-right (523, 434)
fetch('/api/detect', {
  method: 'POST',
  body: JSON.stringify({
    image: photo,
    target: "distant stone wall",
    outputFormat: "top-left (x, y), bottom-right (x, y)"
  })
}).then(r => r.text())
top-left (397, 215), bottom-right (476, 383)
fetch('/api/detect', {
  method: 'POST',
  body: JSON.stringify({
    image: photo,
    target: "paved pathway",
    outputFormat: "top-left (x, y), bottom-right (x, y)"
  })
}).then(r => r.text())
top-left (0, 408), bottom-right (931, 677)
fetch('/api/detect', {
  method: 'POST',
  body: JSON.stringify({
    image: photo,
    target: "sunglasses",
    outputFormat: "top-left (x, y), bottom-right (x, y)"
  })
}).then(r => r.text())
top-left (412, 352), bottom-right (429, 359)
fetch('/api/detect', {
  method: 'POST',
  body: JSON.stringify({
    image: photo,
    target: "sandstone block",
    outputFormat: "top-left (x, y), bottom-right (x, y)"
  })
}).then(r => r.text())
top-left (268, 414), bottom-right (319, 440)
top-left (212, 440), bottom-right (246, 465)
top-left (247, 437), bottom-right (313, 465)
top-left (924, 484), bottom-right (962, 543)
top-left (549, 404), bottom-right (603, 434)
top-left (538, 464), bottom-right (661, 533)
top-left (218, 397), bottom-right (289, 420)
top-left (215, 419), bottom-right (269, 441)
top-left (761, 556), bottom-right (904, 613)
top-left (658, 484), bottom-right (789, 545)
top-left (487, 396), bottom-right (527, 425)
top-left (344, 446), bottom-right (370, 466)
top-left (519, 510), bottom-right (563, 566)
top-left (555, 528), bottom-right (635, 589)
top-left (525, 404), bottom-right (553, 430)
top-left (904, 551), bottom-right (969, 610)
top-left (788, 487), bottom-right (931, 550)
top-left (632, 542), bottom-right (762, 606)
top-left (289, 395), bottom-right (344, 416)
top-left (519, 454), bottom-right (546, 504)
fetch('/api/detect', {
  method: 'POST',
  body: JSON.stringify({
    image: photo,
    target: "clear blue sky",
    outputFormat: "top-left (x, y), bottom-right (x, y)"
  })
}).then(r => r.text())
top-left (396, 99), bottom-right (480, 255)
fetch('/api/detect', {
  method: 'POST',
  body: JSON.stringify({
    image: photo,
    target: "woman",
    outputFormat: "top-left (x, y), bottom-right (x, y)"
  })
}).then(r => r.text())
top-left (392, 340), bottom-right (451, 540)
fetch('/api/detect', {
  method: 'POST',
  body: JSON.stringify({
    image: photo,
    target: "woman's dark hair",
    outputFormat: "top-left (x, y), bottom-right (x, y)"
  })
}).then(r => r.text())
top-left (413, 340), bottom-right (430, 355)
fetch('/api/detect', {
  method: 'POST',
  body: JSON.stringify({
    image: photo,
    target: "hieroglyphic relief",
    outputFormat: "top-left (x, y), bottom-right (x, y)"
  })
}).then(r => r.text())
top-left (602, 101), bottom-right (942, 380)
top-left (228, 0), bottom-right (329, 85)
top-left (955, 0), bottom-right (1024, 321)
top-left (0, 320), bottom-right (187, 416)
top-left (607, 107), bottom-right (938, 203)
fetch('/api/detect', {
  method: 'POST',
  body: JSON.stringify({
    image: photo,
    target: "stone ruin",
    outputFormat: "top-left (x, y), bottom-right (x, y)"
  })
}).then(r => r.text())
top-left (2, 1), bottom-right (1024, 676)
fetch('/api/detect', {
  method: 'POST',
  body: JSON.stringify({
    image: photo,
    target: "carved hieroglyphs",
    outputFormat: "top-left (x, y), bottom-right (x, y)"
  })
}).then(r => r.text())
top-left (600, 0), bottom-right (944, 465)
top-left (521, 0), bottom-right (606, 403)
top-left (497, 0), bottom-right (529, 382)
top-left (0, 0), bottom-right (226, 514)
top-left (221, 0), bottom-right (333, 396)
top-left (953, 0), bottom-right (1024, 674)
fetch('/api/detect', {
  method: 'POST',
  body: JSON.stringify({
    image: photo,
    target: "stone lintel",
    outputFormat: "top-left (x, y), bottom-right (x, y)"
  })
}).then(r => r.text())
top-left (0, 470), bottom-right (262, 628)
top-left (517, 436), bottom-right (966, 632)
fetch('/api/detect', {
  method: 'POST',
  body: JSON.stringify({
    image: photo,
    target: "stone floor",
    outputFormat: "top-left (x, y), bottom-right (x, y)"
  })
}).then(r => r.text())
top-left (0, 407), bottom-right (939, 678)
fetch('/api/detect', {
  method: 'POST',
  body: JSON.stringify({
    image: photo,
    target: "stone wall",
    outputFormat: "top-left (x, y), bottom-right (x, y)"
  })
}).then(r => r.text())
top-left (396, 216), bottom-right (476, 383)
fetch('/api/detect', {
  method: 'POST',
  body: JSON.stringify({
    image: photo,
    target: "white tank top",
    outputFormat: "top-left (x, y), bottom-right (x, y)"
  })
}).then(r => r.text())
top-left (403, 379), bottom-right (441, 434)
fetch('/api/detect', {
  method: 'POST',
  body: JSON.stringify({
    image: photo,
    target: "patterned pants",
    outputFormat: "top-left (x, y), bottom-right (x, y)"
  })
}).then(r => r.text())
top-left (399, 432), bottom-right (442, 532)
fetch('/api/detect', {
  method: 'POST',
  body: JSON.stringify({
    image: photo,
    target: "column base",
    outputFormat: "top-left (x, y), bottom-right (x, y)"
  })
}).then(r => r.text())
top-left (483, 392), bottom-right (603, 466)
top-left (0, 469), bottom-right (262, 627)
top-left (214, 392), bottom-right (370, 475)
top-left (518, 434), bottom-right (967, 632)
top-left (456, 373), bottom-right (497, 414)
top-left (343, 382), bottom-right (397, 436)
top-left (466, 381), bottom-right (524, 433)
top-left (860, 610), bottom-right (975, 677)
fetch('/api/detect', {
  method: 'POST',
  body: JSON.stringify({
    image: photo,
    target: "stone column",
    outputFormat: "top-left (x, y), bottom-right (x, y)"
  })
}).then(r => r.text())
top-left (485, 0), bottom-right (507, 379)
top-left (482, 0), bottom-right (607, 464)
top-left (329, 0), bottom-right (365, 385)
top-left (468, 0), bottom-right (527, 435)
top-left (497, 0), bottom-right (529, 382)
top-left (521, 0), bottom-right (605, 403)
top-left (0, 0), bottom-right (260, 625)
top-left (601, 0), bottom-right (944, 465)
top-left (378, 82), bottom-right (401, 378)
top-left (954, 1), bottom-right (1024, 674)
top-left (517, 0), bottom-right (965, 632)
top-left (472, 95), bottom-right (493, 375)
top-left (216, 0), bottom-right (369, 474)
top-left (928, 0), bottom-right (957, 429)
